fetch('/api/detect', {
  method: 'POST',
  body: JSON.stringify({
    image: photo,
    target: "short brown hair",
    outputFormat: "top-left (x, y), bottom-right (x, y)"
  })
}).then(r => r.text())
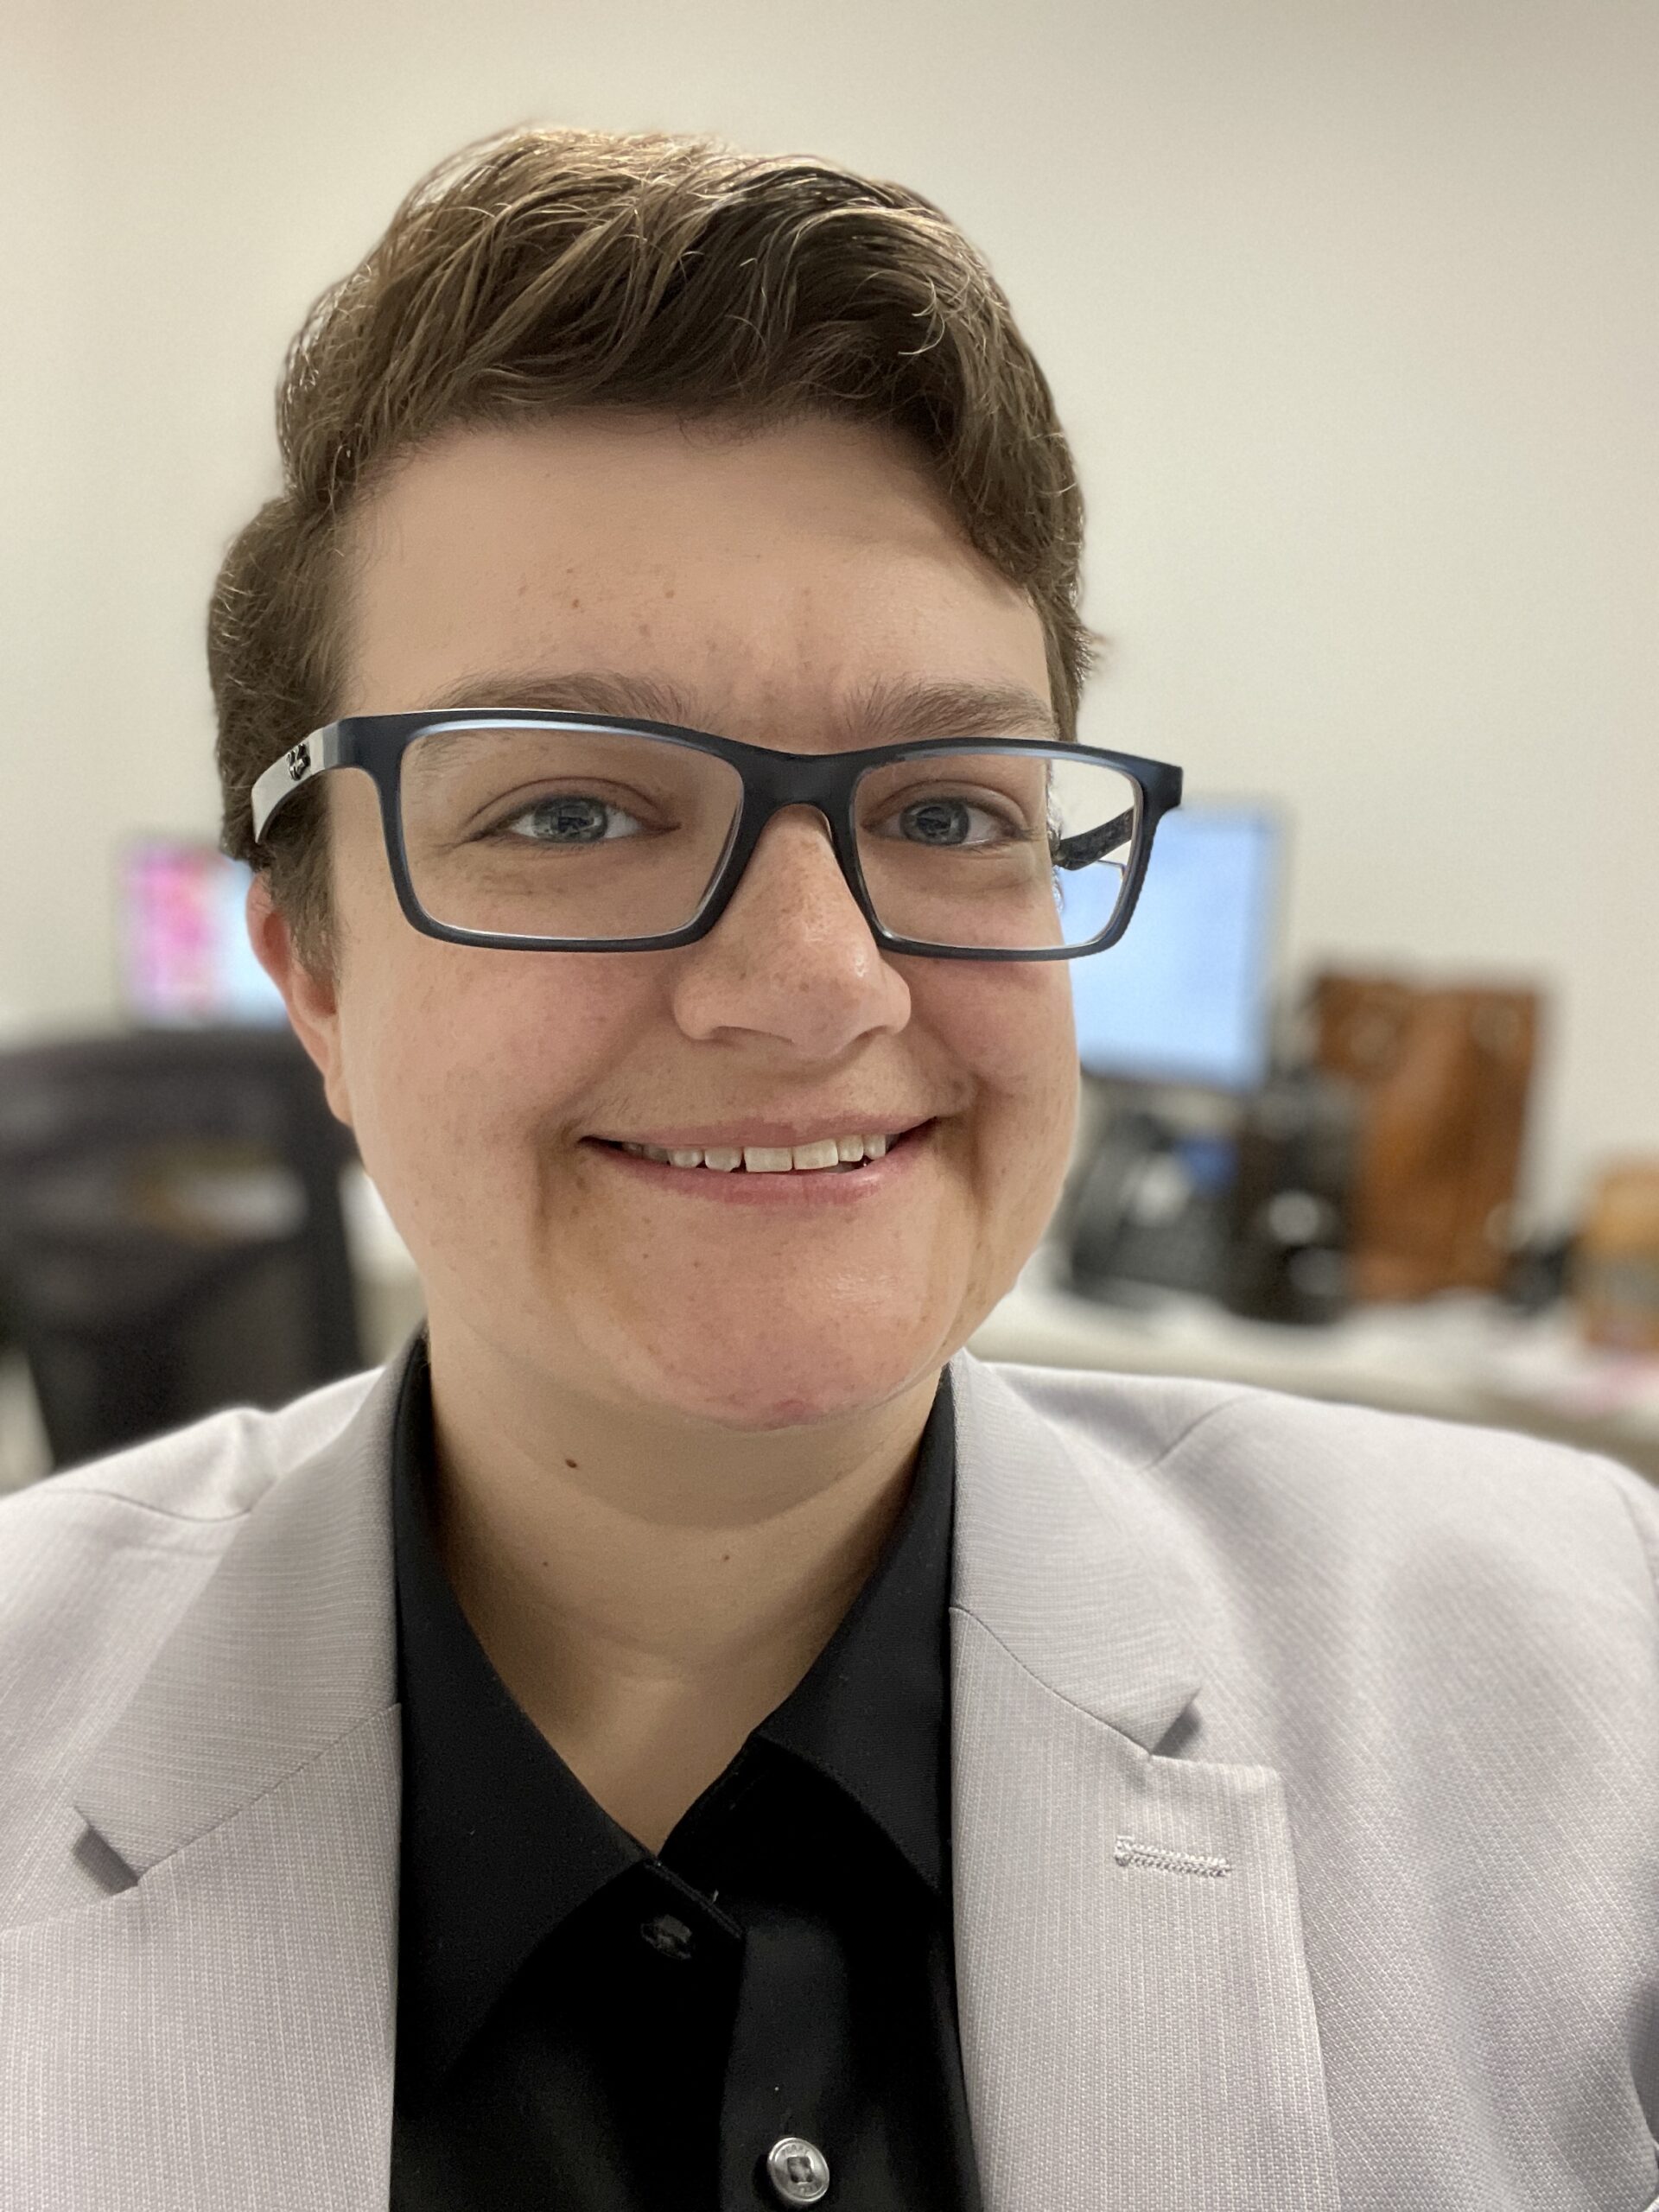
top-left (208, 125), bottom-right (1094, 969)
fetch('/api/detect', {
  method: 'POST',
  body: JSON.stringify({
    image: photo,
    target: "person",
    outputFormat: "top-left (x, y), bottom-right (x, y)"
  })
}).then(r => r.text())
top-left (0, 125), bottom-right (1654, 2212)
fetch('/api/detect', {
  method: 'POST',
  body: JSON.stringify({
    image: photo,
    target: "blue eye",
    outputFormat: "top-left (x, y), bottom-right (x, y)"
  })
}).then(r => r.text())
top-left (499, 795), bottom-right (647, 845)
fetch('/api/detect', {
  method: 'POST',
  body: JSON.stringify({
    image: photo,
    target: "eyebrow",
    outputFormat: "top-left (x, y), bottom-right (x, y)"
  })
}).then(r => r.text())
top-left (419, 669), bottom-right (1064, 745)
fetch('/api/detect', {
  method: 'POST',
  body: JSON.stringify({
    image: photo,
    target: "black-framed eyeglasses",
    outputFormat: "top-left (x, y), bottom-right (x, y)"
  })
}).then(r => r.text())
top-left (251, 711), bottom-right (1184, 961)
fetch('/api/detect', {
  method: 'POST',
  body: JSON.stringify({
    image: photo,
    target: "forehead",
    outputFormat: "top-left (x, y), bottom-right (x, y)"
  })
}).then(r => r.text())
top-left (338, 411), bottom-right (1052, 738)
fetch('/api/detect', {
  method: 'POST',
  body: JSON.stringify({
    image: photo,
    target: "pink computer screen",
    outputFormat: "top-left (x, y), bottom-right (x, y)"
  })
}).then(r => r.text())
top-left (118, 842), bottom-right (287, 1026)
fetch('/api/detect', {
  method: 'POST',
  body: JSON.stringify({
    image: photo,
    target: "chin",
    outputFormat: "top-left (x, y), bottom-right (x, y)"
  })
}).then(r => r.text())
top-left (627, 1332), bottom-right (947, 1433)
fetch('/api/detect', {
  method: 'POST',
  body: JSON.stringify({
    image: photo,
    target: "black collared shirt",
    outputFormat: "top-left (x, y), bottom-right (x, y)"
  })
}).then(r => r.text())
top-left (388, 1338), bottom-right (982, 2211)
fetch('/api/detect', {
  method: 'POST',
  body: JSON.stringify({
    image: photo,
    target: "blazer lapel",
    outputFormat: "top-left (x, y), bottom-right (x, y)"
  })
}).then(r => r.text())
top-left (0, 1353), bottom-right (407, 2212)
top-left (946, 1351), bottom-right (1342, 2212)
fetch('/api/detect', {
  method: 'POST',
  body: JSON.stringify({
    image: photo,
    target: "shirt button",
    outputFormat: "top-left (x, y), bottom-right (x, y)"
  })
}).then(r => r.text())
top-left (639, 1911), bottom-right (696, 1961)
top-left (764, 2137), bottom-right (831, 2205)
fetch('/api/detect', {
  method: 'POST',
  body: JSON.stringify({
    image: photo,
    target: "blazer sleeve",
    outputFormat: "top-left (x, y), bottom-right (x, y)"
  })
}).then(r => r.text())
top-left (1598, 1453), bottom-right (1659, 2149)
top-left (1608, 1457), bottom-right (1659, 1602)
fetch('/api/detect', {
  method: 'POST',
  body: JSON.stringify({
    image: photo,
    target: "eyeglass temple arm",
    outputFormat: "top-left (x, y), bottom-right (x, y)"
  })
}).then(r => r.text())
top-left (1052, 806), bottom-right (1137, 872)
top-left (250, 728), bottom-right (344, 843)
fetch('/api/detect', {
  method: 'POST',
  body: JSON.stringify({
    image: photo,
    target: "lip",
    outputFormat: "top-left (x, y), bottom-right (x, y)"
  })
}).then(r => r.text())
top-left (585, 1116), bottom-right (934, 1150)
top-left (580, 1120), bottom-right (938, 1205)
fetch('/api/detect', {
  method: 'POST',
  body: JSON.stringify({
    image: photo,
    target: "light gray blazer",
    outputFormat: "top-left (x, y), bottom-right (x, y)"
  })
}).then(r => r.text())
top-left (1, 1343), bottom-right (1656, 2210)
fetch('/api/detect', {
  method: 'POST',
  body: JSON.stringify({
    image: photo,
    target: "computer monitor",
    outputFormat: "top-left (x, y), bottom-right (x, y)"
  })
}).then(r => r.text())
top-left (1071, 802), bottom-right (1282, 1093)
top-left (118, 840), bottom-right (288, 1027)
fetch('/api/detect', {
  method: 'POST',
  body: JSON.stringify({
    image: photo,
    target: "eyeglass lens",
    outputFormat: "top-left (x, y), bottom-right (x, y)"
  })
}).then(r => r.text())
top-left (397, 722), bottom-right (1139, 951)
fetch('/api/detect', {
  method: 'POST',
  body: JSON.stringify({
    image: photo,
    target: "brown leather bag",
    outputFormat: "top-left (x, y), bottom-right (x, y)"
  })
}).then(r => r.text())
top-left (1312, 973), bottom-right (1540, 1300)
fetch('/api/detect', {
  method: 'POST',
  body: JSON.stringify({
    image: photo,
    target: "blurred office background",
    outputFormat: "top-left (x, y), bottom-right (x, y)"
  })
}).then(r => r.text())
top-left (2, 0), bottom-right (1656, 1483)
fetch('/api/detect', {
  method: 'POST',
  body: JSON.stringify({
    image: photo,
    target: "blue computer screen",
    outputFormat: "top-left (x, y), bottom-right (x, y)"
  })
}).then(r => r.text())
top-left (1070, 804), bottom-right (1281, 1092)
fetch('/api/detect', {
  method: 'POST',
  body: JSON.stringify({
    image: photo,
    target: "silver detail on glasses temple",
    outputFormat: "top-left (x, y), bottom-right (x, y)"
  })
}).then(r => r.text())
top-left (250, 726), bottom-right (344, 843)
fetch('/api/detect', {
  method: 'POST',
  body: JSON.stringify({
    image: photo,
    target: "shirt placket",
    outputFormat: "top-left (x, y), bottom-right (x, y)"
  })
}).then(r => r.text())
top-left (718, 1900), bottom-right (852, 2209)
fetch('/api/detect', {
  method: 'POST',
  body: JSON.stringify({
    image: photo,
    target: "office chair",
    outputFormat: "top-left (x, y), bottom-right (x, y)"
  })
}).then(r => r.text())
top-left (0, 1027), bottom-right (365, 1471)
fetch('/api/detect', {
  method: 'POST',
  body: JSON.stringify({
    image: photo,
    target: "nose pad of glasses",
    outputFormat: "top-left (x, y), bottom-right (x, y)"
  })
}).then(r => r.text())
top-left (717, 804), bottom-right (874, 936)
top-left (746, 804), bottom-right (849, 872)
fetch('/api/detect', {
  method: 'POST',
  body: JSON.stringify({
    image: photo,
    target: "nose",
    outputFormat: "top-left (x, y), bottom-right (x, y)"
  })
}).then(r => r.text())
top-left (668, 805), bottom-right (911, 1055)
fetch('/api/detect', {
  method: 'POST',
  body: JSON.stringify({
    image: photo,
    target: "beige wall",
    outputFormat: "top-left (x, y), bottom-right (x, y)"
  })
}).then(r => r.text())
top-left (2, 0), bottom-right (1654, 1223)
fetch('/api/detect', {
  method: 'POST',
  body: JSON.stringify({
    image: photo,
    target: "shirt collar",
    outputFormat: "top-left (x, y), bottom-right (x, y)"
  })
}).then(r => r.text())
top-left (392, 1336), bottom-right (956, 2083)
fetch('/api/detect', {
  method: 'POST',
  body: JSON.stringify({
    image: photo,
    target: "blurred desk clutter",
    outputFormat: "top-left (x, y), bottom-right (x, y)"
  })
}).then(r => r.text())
top-left (979, 1243), bottom-right (1659, 1484)
top-left (1313, 972), bottom-right (1538, 1302)
top-left (1576, 1161), bottom-right (1659, 1355)
top-left (0, 805), bottom-right (1655, 1489)
top-left (0, 1027), bottom-right (362, 1477)
top-left (1047, 795), bottom-right (1658, 1481)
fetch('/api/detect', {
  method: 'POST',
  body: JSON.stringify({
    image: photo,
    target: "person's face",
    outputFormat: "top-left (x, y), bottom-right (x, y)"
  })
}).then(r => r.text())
top-left (258, 410), bottom-right (1080, 1433)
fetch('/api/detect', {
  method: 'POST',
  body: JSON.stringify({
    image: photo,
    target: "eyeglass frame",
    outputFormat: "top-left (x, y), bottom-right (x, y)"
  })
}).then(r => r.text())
top-left (250, 709), bottom-right (1185, 963)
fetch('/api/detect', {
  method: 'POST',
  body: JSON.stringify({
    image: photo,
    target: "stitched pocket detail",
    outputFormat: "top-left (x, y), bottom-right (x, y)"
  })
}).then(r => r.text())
top-left (1113, 1833), bottom-right (1233, 1878)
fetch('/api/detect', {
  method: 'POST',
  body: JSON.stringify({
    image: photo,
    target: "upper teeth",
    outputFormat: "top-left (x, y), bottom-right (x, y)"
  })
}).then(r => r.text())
top-left (615, 1131), bottom-right (898, 1172)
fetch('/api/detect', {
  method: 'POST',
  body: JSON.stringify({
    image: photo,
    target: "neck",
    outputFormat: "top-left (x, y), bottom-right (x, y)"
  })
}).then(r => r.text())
top-left (421, 1316), bottom-right (944, 1848)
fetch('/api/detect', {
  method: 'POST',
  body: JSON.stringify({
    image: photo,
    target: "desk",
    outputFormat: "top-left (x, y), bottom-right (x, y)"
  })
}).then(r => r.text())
top-left (973, 1245), bottom-right (1659, 1484)
top-left (6, 1178), bottom-right (1657, 1490)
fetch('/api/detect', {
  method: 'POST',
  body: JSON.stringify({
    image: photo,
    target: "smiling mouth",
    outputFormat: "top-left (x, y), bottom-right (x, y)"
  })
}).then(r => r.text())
top-left (586, 1122), bottom-right (934, 1174)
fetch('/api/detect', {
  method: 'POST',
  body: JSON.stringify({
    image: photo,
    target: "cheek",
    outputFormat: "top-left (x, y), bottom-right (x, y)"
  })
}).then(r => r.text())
top-left (919, 963), bottom-right (1077, 1187)
top-left (338, 943), bottom-right (648, 1191)
top-left (923, 961), bottom-right (1075, 1106)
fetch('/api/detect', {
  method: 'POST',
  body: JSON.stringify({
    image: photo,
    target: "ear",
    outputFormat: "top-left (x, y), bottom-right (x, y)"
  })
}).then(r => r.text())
top-left (245, 874), bottom-right (355, 1128)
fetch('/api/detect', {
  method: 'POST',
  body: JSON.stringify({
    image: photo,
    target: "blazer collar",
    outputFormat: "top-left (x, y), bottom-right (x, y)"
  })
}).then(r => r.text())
top-left (947, 1351), bottom-right (1205, 1751)
top-left (73, 1344), bottom-right (408, 1878)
